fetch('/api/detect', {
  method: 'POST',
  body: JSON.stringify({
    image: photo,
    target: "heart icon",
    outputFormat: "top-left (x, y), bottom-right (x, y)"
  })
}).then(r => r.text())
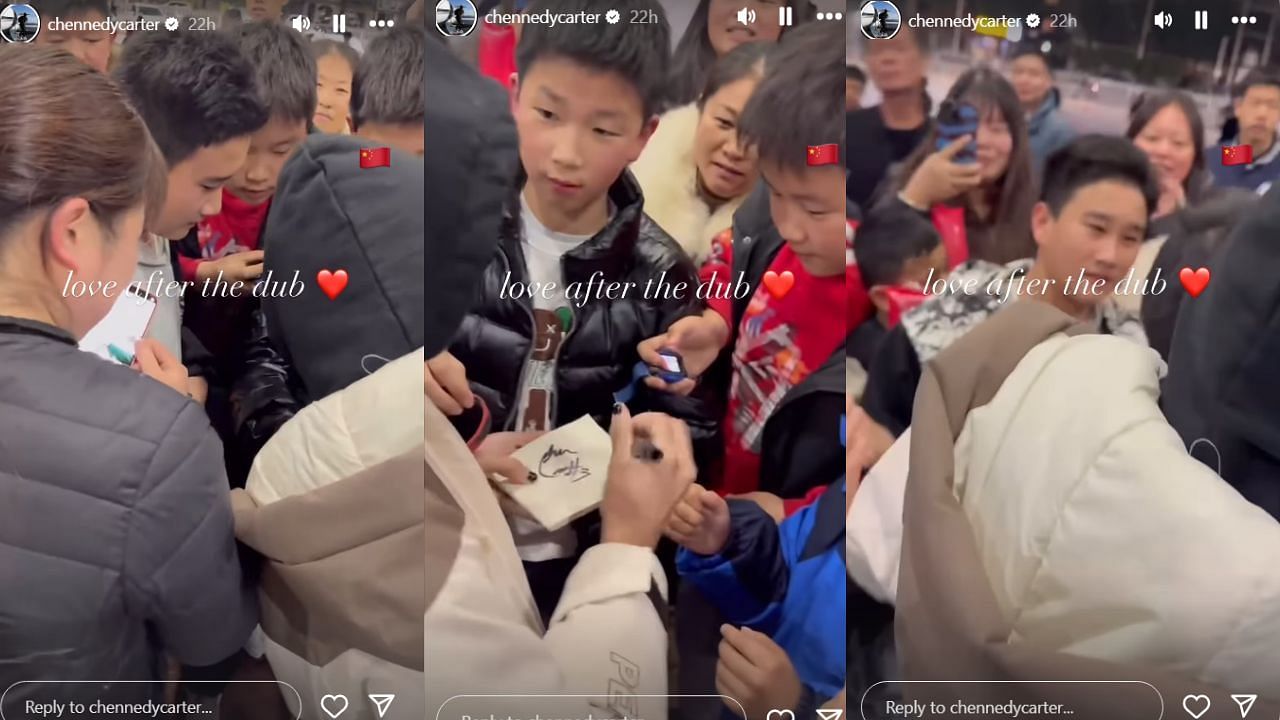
top-left (1182, 694), bottom-right (1210, 719)
top-left (1179, 266), bottom-right (1210, 298)
top-left (320, 694), bottom-right (349, 719)
top-left (762, 270), bottom-right (795, 299)
top-left (317, 269), bottom-right (349, 300)
top-left (765, 710), bottom-right (795, 720)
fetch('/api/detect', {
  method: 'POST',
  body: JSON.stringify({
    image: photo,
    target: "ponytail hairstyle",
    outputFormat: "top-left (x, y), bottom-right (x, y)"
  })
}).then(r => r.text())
top-left (0, 46), bottom-right (168, 253)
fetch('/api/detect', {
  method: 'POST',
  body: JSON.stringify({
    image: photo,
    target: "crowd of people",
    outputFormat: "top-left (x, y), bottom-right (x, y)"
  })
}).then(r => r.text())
top-left (844, 20), bottom-right (1280, 716)
top-left (1, 0), bottom-right (427, 718)
top-left (428, 1), bottom-right (848, 719)
top-left (7, 0), bottom-right (1280, 717)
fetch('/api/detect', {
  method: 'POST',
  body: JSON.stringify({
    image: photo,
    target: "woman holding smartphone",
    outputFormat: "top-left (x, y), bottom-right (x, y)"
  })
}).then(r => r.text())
top-left (0, 48), bottom-right (257, 712)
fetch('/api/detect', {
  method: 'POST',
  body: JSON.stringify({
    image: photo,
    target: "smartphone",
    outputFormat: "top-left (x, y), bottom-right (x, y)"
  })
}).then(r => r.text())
top-left (651, 349), bottom-right (687, 384)
top-left (78, 284), bottom-right (158, 364)
top-left (935, 100), bottom-right (979, 165)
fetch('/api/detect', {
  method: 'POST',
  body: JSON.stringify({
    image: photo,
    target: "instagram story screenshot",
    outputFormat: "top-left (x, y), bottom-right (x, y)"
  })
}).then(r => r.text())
top-left (846, 0), bottom-right (1280, 719)
top-left (426, 1), bottom-right (849, 720)
top-left (0, 0), bottom-right (427, 718)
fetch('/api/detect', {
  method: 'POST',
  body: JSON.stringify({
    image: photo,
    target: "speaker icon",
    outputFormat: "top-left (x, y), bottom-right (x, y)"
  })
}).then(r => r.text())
top-left (290, 14), bottom-right (311, 31)
top-left (736, 7), bottom-right (756, 24)
top-left (1153, 11), bottom-right (1172, 28)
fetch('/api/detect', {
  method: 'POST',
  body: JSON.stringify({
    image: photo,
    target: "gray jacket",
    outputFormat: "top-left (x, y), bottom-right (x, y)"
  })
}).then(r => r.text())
top-left (0, 317), bottom-right (257, 710)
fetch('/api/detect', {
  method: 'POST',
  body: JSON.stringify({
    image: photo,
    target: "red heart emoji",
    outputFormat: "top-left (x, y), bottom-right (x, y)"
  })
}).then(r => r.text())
top-left (762, 270), bottom-right (795, 299)
top-left (1178, 266), bottom-right (1210, 298)
top-left (316, 269), bottom-right (349, 300)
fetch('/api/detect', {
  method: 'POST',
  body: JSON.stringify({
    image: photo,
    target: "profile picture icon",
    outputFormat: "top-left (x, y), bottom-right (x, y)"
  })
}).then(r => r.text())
top-left (0, 3), bottom-right (42, 43)
top-left (434, 0), bottom-right (477, 38)
top-left (860, 0), bottom-right (901, 40)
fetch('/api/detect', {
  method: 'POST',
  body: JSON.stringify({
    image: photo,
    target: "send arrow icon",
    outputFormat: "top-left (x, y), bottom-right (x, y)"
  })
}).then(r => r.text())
top-left (816, 710), bottom-right (843, 720)
top-left (1232, 694), bottom-right (1257, 718)
top-left (369, 694), bottom-right (395, 718)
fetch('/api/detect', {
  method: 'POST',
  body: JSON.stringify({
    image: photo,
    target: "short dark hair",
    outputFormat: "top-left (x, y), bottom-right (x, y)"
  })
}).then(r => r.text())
top-left (516, 0), bottom-right (670, 119)
top-left (698, 41), bottom-right (770, 109)
top-left (846, 64), bottom-right (866, 84)
top-left (234, 21), bottom-right (317, 125)
top-left (738, 21), bottom-right (843, 173)
top-left (311, 37), bottom-right (360, 74)
top-left (1237, 68), bottom-right (1280, 97)
top-left (38, 0), bottom-right (109, 19)
top-left (352, 25), bottom-right (425, 128)
top-left (855, 214), bottom-right (940, 289)
top-left (114, 30), bottom-right (268, 166)
top-left (1011, 46), bottom-right (1052, 71)
top-left (1041, 135), bottom-right (1159, 218)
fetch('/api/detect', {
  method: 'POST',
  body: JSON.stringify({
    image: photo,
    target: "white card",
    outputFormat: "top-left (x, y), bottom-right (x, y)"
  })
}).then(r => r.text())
top-left (496, 415), bottom-right (612, 531)
top-left (79, 285), bottom-right (158, 363)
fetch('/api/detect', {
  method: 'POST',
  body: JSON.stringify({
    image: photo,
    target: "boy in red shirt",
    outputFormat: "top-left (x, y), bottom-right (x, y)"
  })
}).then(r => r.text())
top-left (640, 21), bottom-right (849, 501)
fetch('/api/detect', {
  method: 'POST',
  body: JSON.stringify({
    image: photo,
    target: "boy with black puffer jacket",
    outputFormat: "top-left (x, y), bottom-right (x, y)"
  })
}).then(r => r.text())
top-left (426, 0), bottom-right (717, 623)
top-left (640, 21), bottom-right (851, 503)
top-left (171, 22), bottom-right (315, 487)
top-left (232, 25), bottom-right (427, 472)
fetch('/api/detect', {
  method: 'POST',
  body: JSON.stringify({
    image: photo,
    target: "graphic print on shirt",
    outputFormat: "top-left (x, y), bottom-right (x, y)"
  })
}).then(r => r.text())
top-left (516, 307), bottom-right (572, 432)
top-left (729, 285), bottom-right (810, 453)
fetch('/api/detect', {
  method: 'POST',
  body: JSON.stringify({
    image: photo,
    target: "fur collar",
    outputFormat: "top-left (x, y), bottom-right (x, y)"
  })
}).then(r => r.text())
top-left (630, 102), bottom-right (747, 262)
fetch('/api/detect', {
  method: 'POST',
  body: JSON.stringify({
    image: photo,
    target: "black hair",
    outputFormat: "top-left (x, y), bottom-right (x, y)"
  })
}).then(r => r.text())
top-left (1126, 90), bottom-right (1207, 199)
top-left (114, 30), bottom-right (268, 166)
top-left (856, 214), bottom-right (940, 289)
top-left (352, 25), bottom-right (425, 128)
top-left (895, 66), bottom-right (1035, 265)
top-left (1041, 135), bottom-right (1158, 218)
top-left (846, 64), bottom-right (866, 84)
top-left (37, 0), bottom-right (109, 19)
top-left (516, 0), bottom-right (670, 119)
top-left (1237, 68), bottom-right (1280, 97)
top-left (666, 0), bottom-right (814, 110)
top-left (312, 37), bottom-right (360, 74)
top-left (738, 21), bottom-right (843, 174)
top-left (234, 22), bottom-right (317, 125)
top-left (1011, 45), bottom-right (1052, 72)
top-left (697, 41), bottom-right (770, 110)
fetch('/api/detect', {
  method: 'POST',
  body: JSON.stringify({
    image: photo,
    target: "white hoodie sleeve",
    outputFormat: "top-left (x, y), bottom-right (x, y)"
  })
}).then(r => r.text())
top-left (847, 428), bottom-right (910, 605)
top-left (427, 398), bottom-right (669, 720)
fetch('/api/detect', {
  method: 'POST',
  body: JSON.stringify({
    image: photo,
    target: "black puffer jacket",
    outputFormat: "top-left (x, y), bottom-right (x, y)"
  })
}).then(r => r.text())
top-left (450, 171), bottom-right (718, 448)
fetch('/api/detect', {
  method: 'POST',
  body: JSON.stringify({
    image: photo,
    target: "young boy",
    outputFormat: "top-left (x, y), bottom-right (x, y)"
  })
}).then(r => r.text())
top-left (668, 479), bottom-right (846, 719)
top-left (176, 22), bottom-right (315, 354)
top-left (430, 0), bottom-right (713, 620)
top-left (233, 24), bottom-right (427, 474)
top-left (36, 0), bottom-right (113, 73)
top-left (845, 64), bottom-right (865, 113)
top-left (641, 21), bottom-right (849, 501)
top-left (859, 135), bottom-right (1157, 449)
top-left (350, 25), bottom-right (426, 155)
top-left (848, 213), bottom-right (947, 376)
top-left (114, 29), bottom-right (268, 390)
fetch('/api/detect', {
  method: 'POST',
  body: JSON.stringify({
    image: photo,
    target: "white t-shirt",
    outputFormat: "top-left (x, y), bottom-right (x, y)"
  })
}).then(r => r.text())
top-left (509, 194), bottom-right (594, 562)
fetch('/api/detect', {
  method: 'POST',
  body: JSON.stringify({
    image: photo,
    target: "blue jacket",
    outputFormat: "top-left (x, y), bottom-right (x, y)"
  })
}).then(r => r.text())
top-left (1027, 89), bottom-right (1075, 176)
top-left (1205, 138), bottom-right (1280, 194)
top-left (677, 480), bottom-right (846, 713)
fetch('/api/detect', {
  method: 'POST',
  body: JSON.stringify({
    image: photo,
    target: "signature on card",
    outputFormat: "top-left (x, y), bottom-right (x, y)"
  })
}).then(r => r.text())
top-left (539, 444), bottom-right (590, 483)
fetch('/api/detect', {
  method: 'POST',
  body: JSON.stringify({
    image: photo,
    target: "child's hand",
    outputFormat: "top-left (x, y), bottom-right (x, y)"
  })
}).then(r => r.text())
top-left (638, 311), bottom-right (730, 396)
top-left (716, 625), bottom-right (804, 719)
top-left (195, 250), bottom-right (265, 284)
top-left (425, 350), bottom-right (474, 416)
top-left (664, 484), bottom-right (731, 555)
